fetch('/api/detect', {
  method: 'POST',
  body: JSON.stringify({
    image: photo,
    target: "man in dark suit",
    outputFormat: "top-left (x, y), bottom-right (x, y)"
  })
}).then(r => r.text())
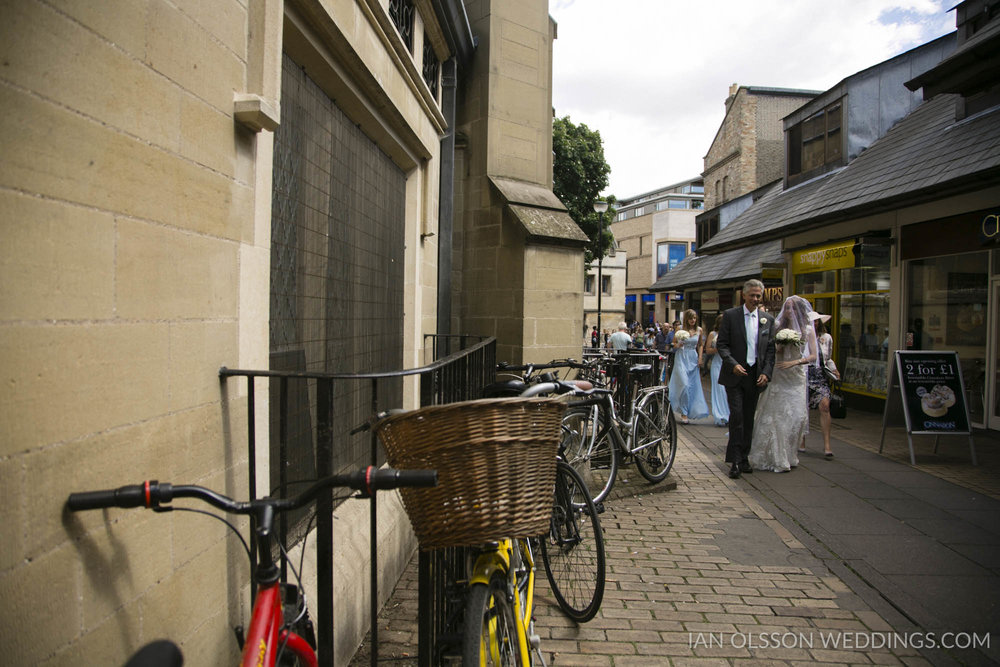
top-left (716, 279), bottom-right (776, 479)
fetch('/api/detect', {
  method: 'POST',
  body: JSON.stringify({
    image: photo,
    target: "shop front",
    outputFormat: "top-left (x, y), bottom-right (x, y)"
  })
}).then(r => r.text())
top-left (792, 238), bottom-right (892, 401)
top-left (901, 209), bottom-right (999, 430)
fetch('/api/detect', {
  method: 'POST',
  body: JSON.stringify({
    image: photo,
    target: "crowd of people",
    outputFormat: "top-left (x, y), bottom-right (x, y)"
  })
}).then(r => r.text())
top-left (586, 279), bottom-right (841, 475)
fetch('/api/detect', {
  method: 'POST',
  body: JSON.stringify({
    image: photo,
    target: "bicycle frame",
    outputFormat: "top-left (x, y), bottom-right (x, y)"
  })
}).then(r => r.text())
top-left (588, 384), bottom-right (664, 459)
top-left (468, 538), bottom-right (536, 665)
top-left (66, 467), bottom-right (435, 667)
top-left (242, 583), bottom-right (317, 667)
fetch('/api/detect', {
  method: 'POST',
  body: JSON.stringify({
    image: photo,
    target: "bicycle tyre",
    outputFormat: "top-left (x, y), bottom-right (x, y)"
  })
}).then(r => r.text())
top-left (561, 406), bottom-right (617, 505)
top-left (633, 388), bottom-right (677, 482)
top-left (462, 571), bottom-right (524, 667)
top-left (540, 461), bottom-right (606, 623)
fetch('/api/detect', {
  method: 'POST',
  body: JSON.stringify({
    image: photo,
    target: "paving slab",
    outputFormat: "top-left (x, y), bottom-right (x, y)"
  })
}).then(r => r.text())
top-left (350, 404), bottom-right (1000, 666)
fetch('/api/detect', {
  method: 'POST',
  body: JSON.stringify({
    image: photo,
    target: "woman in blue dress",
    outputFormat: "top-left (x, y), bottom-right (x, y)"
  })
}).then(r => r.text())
top-left (668, 309), bottom-right (709, 424)
top-left (705, 313), bottom-right (730, 426)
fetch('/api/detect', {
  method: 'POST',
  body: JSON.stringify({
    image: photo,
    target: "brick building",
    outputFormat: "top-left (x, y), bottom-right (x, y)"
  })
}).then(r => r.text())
top-left (702, 84), bottom-right (820, 211)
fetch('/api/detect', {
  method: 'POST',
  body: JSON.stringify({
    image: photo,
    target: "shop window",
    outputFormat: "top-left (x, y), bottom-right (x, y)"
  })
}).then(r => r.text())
top-left (667, 243), bottom-right (687, 272)
top-left (841, 265), bottom-right (890, 292)
top-left (838, 293), bottom-right (891, 396)
top-left (906, 251), bottom-right (990, 424)
top-left (794, 270), bottom-right (836, 295)
top-left (656, 243), bottom-right (669, 278)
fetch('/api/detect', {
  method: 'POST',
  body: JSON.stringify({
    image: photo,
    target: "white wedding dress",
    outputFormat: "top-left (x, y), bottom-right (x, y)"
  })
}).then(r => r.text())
top-left (748, 342), bottom-right (809, 472)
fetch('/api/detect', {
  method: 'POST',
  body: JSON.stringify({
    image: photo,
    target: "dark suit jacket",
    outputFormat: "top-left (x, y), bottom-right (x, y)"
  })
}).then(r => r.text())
top-left (716, 305), bottom-right (776, 387)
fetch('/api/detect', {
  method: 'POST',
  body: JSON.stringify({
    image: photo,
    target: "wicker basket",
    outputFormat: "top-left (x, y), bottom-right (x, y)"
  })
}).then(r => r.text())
top-left (375, 397), bottom-right (565, 550)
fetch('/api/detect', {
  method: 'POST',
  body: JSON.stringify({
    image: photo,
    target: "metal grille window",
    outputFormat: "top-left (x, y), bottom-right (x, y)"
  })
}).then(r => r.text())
top-left (422, 33), bottom-right (439, 99)
top-left (270, 55), bottom-right (406, 533)
top-left (389, 0), bottom-right (415, 52)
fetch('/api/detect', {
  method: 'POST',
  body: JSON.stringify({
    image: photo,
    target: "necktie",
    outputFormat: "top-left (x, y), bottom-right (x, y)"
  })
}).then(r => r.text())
top-left (746, 311), bottom-right (756, 366)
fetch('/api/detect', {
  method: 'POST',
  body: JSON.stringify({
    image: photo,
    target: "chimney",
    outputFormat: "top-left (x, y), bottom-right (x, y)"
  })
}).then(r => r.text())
top-left (725, 83), bottom-right (740, 112)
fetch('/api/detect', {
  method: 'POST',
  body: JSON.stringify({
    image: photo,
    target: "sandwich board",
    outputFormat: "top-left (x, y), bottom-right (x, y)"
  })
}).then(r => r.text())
top-left (879, 350), bottom-right (976, 465)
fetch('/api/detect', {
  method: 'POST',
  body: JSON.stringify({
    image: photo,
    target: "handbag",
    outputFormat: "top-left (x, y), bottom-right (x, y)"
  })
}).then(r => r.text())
top-left (829, 381), bottom-right (847, 419)
top-left (818, 346), bottom-right (839, 383)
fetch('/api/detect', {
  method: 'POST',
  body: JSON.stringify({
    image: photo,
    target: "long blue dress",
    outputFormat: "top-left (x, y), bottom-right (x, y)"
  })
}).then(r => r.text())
top-left (708, 333), bottom-right (730, 426)
top-left (668, 331), bottom-right (709, 420)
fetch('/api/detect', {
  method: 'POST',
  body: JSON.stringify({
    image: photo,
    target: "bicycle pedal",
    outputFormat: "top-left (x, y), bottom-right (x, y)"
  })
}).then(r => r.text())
top-left (594, 502), bottom-right (605, 515)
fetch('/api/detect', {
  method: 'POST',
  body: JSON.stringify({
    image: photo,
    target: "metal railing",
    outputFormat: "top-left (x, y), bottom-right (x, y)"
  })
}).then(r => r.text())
top-left (219, 335), bottom-right (495, 667)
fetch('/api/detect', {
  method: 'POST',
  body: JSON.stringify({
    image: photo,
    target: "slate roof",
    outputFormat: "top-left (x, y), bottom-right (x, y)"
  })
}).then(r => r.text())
top-left (650, 240), bottom-right (784, 292)
top-left (699, 93), bottom-right (1000, 253)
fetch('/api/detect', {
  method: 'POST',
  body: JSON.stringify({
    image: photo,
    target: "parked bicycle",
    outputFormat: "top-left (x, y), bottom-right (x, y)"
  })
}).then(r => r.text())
top-left (373, 386), bottom-right (604, 665)
top-left (67, 466), bottom-right (436, 667)
top-left (561, 353), bottom-right (676, 505)
top-left (520, 380), bottom-right (606, 624)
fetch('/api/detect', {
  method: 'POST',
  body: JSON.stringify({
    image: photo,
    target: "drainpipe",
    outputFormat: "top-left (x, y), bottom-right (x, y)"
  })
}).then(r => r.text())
top-left (436, 57), bottom-right (457, 336)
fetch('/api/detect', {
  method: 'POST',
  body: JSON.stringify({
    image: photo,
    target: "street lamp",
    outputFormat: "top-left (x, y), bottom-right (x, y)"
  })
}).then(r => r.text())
top-left (593, 200), bottom-right (609, 336)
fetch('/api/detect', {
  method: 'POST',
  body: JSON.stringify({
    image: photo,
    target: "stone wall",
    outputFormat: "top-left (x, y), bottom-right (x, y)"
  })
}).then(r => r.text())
top-left (0, 0), bottom-right (450, 664)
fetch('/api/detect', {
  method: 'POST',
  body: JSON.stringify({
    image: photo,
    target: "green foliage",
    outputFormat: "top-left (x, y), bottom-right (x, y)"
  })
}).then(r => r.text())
top-left (552, 116), bottom-right (615, 264)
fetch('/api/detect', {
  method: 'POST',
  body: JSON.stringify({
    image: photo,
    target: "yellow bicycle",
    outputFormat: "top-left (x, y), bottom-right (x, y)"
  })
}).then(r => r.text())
top-left (464, 537), bottom-right (539, 665)
top-left (373, 396), bottom-right (566, 666)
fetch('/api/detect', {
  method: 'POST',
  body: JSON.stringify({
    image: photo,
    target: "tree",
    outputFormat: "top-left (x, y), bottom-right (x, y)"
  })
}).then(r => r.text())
top-left (552, 116), bottom-right (615, 265)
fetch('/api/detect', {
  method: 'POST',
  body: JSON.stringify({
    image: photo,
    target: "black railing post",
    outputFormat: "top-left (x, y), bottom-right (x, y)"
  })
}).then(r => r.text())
top-left (369, 378), bottom-right (380, 667)
top-left (316, 377), bottom-right (335, 667)
top-left (278, 376), bottom-right (289, 584)
top-left (220, 336), bottom-right (495, 667)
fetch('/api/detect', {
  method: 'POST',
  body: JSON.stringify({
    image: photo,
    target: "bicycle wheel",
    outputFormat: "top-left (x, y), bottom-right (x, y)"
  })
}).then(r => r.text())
top-left (462, 571), bottom-right (524, 666)
top-left (540, 462), bottom-right (606, 623)
top-left (561, 406), bottom-right (617, 505)
top-left (632, 388), bottom-right (677, 482)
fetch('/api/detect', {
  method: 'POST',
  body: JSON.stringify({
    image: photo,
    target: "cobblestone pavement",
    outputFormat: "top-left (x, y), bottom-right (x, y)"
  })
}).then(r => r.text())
top-left (350, 403), bottom-right (1000, 665)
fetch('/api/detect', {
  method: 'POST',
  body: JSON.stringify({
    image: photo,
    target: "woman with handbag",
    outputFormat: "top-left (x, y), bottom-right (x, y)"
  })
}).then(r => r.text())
top-left (803, 311), bottom-right (839, 458)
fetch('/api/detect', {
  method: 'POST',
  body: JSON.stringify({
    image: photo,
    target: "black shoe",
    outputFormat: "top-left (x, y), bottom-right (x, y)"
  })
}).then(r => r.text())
top-left (740, 461), bottom-right (753, 474)
top-left (728, 464), bottom-right (741, 479)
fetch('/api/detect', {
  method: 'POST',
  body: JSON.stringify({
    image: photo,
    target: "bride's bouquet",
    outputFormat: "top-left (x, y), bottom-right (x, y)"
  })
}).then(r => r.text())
top-left (774, 328), bottom-right (803, 347)
top-left (674, 330), bottom-right (691, 343)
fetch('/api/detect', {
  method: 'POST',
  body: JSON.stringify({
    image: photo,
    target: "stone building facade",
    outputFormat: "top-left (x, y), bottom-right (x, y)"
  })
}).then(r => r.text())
top-left (702, 85), bottom-right (819, 209)
top-left (0, 0), bottom-right (582, 664)
top-left (610, 179), bottom-right (704, 325)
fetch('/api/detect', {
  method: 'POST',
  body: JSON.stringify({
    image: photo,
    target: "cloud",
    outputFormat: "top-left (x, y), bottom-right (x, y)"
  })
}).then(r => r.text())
top-left (550, 0), bottom-right (955, 197)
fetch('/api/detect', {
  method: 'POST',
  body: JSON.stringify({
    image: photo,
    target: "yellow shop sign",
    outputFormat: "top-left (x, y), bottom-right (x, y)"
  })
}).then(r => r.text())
top-left (792, 240), bottom-right (856, 273)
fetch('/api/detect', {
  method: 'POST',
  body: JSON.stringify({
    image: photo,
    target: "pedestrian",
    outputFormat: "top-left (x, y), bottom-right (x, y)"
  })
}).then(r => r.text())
top-left (748, 295), bottom-right (817, 473)
top-left (802, 311), bottom-right (838, 459)
top-left (705, 313), bottom-right (729, 426)
top-left (609, 322), bottom-right (632, 351)
top-left (716, 278), bottom-right (776, 479)
top-left (668, 309), bottom-right (709, 425)
top-left (591, 325), bottom-right (599, 349)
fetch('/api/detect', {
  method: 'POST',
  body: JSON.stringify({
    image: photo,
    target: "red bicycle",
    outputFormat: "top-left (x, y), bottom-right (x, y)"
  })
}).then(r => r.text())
top-left (68, 466), bottom-right (436, 666)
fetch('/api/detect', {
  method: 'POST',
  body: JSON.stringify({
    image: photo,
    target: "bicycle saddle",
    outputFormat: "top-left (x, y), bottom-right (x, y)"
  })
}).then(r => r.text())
top-left (481, 379), bottom-right (528, 397)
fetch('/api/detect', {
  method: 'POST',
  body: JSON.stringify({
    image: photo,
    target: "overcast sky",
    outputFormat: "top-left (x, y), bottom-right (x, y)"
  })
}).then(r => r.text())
top-left (549, 0), bottom-right (956, 200)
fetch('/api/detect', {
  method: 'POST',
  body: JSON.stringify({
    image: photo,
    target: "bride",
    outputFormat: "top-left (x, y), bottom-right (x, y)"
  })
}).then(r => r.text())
top-left (748, 295), bottom-right (817, 472)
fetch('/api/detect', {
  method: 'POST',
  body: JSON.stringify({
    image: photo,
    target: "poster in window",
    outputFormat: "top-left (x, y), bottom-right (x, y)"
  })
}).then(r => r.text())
top-left (946, 272), bottom-right (987, 346)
